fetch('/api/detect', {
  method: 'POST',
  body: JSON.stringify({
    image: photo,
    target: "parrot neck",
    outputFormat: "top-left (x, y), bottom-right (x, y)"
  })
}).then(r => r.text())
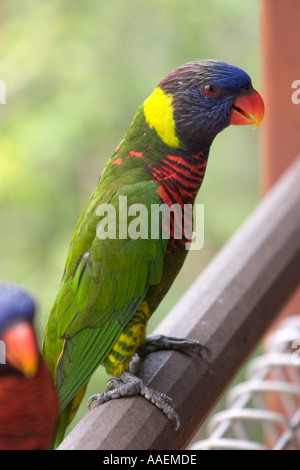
top-left (108, 104), bottom-right (210, 207)
top-left (147, 150), bottom-right (208, 253)
top-left (147, 151), bottom-right (208, 207)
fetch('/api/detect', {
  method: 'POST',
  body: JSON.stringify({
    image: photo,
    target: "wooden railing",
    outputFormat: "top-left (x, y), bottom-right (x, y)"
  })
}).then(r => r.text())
top-left (58, 156), bottom-right (300, 450)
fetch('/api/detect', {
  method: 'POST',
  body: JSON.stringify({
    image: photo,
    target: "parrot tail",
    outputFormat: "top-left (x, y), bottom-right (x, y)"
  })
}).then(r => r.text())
top-left (54, 384), bottom-right (88, 448)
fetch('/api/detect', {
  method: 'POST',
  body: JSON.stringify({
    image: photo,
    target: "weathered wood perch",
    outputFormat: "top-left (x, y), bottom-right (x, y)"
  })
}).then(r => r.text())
top-left (58, 156), bottom-right (300, 450)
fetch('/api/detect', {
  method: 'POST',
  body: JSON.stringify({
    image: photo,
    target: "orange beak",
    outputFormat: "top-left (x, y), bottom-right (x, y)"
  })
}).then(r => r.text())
top-left (230, 89), bottom-right (265, 130)
top-left (3, 322), bottom-right (39, 378)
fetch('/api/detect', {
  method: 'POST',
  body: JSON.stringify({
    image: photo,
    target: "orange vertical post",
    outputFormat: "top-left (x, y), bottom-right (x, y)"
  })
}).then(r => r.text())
top-left (261, 0), bottom-right (300, 449)
top-left (261, 0), bottom-right (300, 320)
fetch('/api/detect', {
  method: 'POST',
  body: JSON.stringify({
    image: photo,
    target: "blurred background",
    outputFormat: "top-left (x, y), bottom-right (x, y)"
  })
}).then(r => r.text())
top-left (0, 0), bottom-right (261, 434)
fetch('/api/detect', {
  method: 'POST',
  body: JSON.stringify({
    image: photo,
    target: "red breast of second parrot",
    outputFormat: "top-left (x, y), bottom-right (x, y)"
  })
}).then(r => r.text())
top-left (0, 361), bottom-right (59, 450)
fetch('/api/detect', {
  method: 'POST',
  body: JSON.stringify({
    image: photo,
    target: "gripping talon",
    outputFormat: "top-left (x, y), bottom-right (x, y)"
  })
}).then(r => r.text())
top-left (136, 334), bottom-right (209, 358)
top-left (140, 383), bottom-right (180, 430)
top-left (87, 371), bottom-right (180, 429)
top-left (88, 336), bottom-right (208, 429)
top-left (88, 335), bottom-right (209, 428)
top-left (87, 394), bottom-right (101, 409)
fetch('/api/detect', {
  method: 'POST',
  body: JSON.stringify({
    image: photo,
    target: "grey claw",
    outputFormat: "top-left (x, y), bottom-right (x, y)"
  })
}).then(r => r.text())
top-left (137, 334), bottom-right (209, 358)
top-left (87, 371), bottom-right (180, 430)
top-left (87, 394), bottom-right (100, 409)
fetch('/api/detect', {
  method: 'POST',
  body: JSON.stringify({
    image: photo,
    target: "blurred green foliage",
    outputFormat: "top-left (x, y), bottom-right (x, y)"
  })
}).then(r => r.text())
top-left (0, 0), bottom-right (261, 434)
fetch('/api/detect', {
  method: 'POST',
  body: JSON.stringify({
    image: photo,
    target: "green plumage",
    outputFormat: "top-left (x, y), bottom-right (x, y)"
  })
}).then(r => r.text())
top-left (42, 60), bottom-right (263, 444)
top-left (42, 104), bottom-right (178, 441)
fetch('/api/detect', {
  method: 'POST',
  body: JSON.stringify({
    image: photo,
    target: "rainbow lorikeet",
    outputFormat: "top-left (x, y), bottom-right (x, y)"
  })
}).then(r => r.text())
top-left (42, 60), bottom-right (264, 445)
top-left (0, 283), bottom-right (59, 450)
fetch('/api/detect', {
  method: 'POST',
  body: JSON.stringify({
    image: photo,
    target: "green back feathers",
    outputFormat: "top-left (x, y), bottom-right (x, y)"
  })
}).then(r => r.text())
top-left (42, 84), bottom-right (188, 427)
top-left (42, 174), bottom-right (167, 410)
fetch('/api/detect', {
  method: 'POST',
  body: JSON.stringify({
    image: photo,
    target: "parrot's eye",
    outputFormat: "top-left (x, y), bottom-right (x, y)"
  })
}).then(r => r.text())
top-left (203, 84), bottom-right (217, 96)
top-left (242, 83), bottom-right (253, 93)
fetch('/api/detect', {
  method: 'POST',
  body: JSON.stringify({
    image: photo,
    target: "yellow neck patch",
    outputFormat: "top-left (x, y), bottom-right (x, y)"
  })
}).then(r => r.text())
top-left (143, 87), bottom-right (181, 148)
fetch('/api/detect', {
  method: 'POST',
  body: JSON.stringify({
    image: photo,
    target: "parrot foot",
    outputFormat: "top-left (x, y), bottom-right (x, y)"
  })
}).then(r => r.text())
top-left (129, 334), bottom-right (209, 374)
top-left (138, 334), bottom-right (209, 357)
top-left (87, 371), bottom-right (180, 430)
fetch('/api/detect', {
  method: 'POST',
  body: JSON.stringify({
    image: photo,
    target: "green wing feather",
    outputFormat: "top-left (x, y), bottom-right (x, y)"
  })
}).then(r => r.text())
top-left (42, 175), bottom-right (167, 412)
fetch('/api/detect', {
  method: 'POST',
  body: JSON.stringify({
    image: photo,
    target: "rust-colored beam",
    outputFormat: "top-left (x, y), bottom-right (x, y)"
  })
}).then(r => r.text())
top-left (261, 0), bottom-right (300, 328)
top-left (261, 0), bottom-right (300, 439)
top-left (261, 0), bottom-right (300, 190)
top-left (58, 157), bottom-right (300, 450)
